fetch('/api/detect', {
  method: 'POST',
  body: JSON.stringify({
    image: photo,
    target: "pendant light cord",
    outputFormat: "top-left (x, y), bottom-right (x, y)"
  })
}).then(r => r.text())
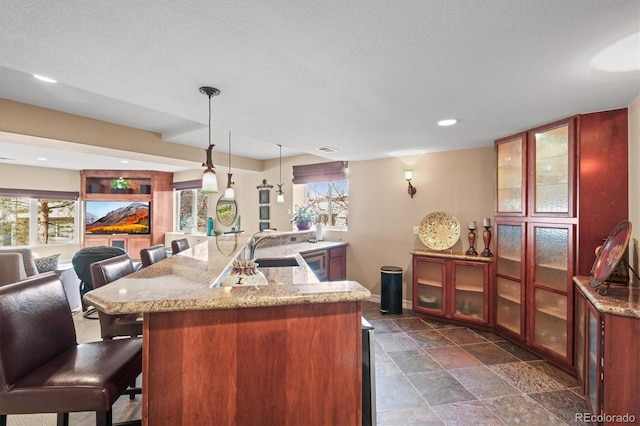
top-left (228, 131), bottom-right (232, 173)
top-left (208, 94), bottom-right (212, 147)
top-left (278, 144), bottom-right (282, 187)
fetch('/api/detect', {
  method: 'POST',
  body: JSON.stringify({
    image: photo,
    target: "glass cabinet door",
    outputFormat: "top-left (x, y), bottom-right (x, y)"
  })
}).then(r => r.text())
top-left (496, 135), bottom-right (525, 214)
top-left (530, 121), bottom-right (573, 216)
top-left (415, 259), bottom-right (444, 314)
top-left (495, 223), bottom-right (524, 336)
top-left (530, 224), bottom-right (572, 358)
top-left (452, 262), bottom-right (486, 321)
top-left (574, 289), bottom-right (586, 388)
top-left (586, 305), bottom-right (601, 415)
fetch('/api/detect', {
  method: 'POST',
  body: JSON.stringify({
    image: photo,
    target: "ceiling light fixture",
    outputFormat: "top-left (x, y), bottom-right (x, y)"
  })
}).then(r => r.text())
top-left (276, 144), bottom-right (285, 203)
top-left (224, 131), bottom-right (235, 200)
top-left (33, 74), bottom-right (57, 83)
top-left (199, 86), bottom-right (220, 194)
top-left (438, 119), bottom-right (457, 126)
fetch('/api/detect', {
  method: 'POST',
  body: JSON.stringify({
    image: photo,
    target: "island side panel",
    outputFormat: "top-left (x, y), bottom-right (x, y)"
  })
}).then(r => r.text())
top-left (142, 302), bottom-right (362, 426)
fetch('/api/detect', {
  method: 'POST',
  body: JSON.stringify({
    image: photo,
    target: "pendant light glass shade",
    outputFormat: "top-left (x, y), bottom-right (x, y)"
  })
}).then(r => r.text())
top-left (199, 86), bottom-right (220, 194)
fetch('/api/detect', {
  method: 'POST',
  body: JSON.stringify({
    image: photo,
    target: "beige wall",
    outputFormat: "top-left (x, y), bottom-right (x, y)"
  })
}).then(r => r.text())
top-left (628, 95), bottom-right (640, 282)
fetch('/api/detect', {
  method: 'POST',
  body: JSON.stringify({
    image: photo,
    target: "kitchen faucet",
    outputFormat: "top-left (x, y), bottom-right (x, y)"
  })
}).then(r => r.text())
top-left (247, 230), bottom-right (277, 261)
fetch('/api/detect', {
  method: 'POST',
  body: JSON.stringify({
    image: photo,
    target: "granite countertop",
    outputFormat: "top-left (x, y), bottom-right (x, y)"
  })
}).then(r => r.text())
top-left (574, 276), bottom-right (640, 319)
top-left (84, 233), bottom-right (368, 315)
top-left (411, 247), bottom-right (493, 263)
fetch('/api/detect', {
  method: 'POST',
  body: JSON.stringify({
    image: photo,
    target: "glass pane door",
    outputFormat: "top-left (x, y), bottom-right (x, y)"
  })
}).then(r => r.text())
top-left (497, 136), bottom-right (525, 214)
top-left (453, 263), bottom-right (485, 321)
top-left (532, 123), bottom-right (571, 215)
top-left (415, 260), bottom-right (444, 313)
top-left (496, 223), bottom-right (523, 279)
top-left (533, 287), bottom-right (567, 356)
top-left (496, 277), bottom-right (521, 335)
top-left (533, 226), bottom-right (569, 291)
top-left (575, 290), bottom-right (585, 387)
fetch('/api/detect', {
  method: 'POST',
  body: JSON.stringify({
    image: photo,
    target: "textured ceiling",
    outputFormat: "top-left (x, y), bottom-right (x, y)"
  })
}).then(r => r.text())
top-left (0, 0), bottom-right (638, 170)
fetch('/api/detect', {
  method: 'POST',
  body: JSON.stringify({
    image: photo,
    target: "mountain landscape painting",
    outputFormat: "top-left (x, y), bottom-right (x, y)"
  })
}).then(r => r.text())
top-left (85, 201), bottom-right (150, 234)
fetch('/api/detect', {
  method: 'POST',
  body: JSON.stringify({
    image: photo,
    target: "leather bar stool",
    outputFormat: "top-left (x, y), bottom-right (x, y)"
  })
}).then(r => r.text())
top-left (0, 273), bottom-right (142, 426)
top-left (171, 238), bottom-right (189, 255)
top-left (90, 254), bottom-right (143, 340)
top-left (139, 244), bottom-right (168, 267)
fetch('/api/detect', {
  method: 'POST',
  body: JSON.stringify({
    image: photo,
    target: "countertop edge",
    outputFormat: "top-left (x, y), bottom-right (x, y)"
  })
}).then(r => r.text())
top-left (574, 276), bottom-right (640, 319)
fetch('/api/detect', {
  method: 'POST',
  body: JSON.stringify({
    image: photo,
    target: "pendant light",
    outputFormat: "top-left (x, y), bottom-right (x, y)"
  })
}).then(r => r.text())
top-left (224, 131), bottom-right (235, 200)
top-left (276, 144), bottom-right (285, 203)
top-left (200, 86), bottom-right (220, 194)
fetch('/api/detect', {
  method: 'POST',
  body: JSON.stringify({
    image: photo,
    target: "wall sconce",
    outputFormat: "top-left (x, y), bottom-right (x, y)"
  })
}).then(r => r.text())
top-left (405, 169), bottom-right (417, 198)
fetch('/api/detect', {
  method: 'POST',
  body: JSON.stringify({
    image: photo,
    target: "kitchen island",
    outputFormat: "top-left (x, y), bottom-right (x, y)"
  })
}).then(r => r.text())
top-left (85, 233), bottom-right (370, 426)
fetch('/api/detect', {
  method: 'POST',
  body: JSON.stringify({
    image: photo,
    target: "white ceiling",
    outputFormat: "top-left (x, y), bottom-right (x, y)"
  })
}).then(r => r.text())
top-left (0, 0), bottom-right (638, 171)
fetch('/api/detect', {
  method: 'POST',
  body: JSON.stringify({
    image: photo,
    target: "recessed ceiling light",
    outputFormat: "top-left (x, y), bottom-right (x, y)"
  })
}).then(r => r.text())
top-left (37, 157), bottom-right (47, 161)
top-left (317, 146), bottom-right (338, 153)
top-left (33, 74), bottom-right (57, 83)
top-left (438, 119), bottom-right (457, 126)
top-left (121, 160), bottom-right (129, 164)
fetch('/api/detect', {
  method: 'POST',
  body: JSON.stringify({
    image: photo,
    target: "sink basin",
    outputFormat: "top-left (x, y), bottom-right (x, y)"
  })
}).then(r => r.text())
top-left (254, 257), bottom-right (299, 267)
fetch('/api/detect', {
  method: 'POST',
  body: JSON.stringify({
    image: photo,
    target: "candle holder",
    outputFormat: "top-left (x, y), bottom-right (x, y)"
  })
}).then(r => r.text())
top-left (481, 226), bottom-right (493, 257)
top-left (465, 228), bottom-right (477, 256)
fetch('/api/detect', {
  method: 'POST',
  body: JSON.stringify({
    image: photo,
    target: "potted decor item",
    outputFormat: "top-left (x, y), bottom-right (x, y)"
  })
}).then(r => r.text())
top-left (109, 177), bottom-right (132, 194)
top-left (291, 205), bottom-right (316, 230)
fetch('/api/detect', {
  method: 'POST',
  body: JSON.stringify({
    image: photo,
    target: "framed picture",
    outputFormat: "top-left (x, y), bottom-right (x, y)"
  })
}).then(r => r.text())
top-left (259, 205), bottom-right (270, 220)
top-left (259, 221), bottom-right (270, 231)
top-left (259, 189), bottom-right (270, 204)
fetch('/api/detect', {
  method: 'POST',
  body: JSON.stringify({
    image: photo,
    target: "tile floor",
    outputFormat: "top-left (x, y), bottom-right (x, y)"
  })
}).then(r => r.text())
top-left (361, 301), bottom-right (591, 425)
top-left (10, 302), bottom-right (591, 425)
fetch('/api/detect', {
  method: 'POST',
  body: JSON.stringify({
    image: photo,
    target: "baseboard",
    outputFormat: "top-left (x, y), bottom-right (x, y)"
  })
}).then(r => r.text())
top-left (366, 294), bottom-right (412, 310)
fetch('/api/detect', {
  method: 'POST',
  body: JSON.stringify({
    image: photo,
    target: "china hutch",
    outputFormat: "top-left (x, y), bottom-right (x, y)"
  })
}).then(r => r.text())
top-left (81, 170), bottom-right (173, 260)
top-left (494, 108), bottom-right (628, 371)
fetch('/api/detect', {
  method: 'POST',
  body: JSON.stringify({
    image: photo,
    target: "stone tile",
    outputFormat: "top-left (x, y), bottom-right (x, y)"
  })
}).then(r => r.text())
top-left (375, 350), bottom-right (403, 377)
top-left (426, 346), bottom-right (482, 370)
top-left (431, 400), bottom-right (503, 425)
top-left (473, 329), bottom-right (506, 342)
top-left (420, 318), bottom-right (462, 330)
top-left (483, 394), bottom-right (567, 425)
top-left (388, 350), bottom-right (443, 375)
top-left (369, 318), bottom-right (404, 334)
top-left (461, 342), bottom-right (521, 365)
top-left (528, 389), bottom-right (591, 425)
top-left (376, 406), bottom-right (445, 426)
top-left (438, 327), bottom-right (487, 345)
top-left (376, 375), bottom-right (428, 412)
top-left (407, 371), bottom-right (476, 406)
top-left (528, 360), bottom-right (580, 388)
top-left (362, 309), bottom-right (388, 321)
top-left (493, 339), bottom-right (540, 361)
top-left (407, 330), bottom-right (455, 349)
top-left (449, 366), bottom-right (520, 399)
top-left (393, 317), bottom-right (433, 332)
top-left (489, 362), bottom-right (565, 393)
top-left (377, 332), bottom-right (422, 352)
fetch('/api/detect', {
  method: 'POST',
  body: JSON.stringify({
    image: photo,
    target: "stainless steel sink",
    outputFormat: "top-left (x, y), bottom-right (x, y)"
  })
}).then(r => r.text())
top-left (254, 257), bottom-right (299, 268)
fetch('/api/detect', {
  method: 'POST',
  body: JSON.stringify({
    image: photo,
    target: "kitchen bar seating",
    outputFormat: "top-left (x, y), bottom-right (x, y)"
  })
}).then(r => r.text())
top-left (0, 273), bottom-right (143, 426)
top-left (139, 244), bottom-right (168, 267)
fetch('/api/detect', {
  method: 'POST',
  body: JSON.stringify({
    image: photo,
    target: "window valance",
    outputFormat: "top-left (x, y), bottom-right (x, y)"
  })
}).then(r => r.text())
top-left (171, 180), bottom-right (202, 190)
top-left (292, 161), bottom-right (349, 184)
top-left (0, 188), bottom-right (79, 200)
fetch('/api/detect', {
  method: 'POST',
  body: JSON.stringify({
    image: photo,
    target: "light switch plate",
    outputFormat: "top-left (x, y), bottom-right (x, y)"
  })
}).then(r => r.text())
top-left (413, 226), bottom-right (419, 235)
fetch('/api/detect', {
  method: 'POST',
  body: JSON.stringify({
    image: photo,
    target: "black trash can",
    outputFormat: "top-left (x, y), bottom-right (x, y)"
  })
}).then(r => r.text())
top-left (380, 266), bottom-right (403, 314)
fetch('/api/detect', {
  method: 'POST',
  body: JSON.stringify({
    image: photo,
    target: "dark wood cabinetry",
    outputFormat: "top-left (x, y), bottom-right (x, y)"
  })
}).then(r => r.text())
top-left (574, 279), bottom-right (640, 422)
top-left (412, 251), bottom-right (493, 326)
top-left (494, 109), bottom-right (628, 370)
top-left (81, 170), bottom-right (174, 260)
top-left (301, 244), bottom-right (347, 282)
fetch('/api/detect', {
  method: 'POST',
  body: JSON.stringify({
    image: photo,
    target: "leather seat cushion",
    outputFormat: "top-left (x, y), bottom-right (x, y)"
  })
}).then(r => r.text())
top-left (0, 337), bottom-right (142, 414)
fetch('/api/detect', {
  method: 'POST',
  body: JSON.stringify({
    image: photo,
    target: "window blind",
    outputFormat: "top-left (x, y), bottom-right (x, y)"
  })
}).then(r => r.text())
top-left (291, 161), bottom-right (348, 184)
top-left (171, 179), bottom-right (202, 190)
top-left (0, 188), bottom-right (79, 200)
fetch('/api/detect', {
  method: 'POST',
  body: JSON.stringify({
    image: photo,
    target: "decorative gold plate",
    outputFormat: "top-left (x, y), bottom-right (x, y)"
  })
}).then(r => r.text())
top-left (419, 212), bottom-right (461, 251)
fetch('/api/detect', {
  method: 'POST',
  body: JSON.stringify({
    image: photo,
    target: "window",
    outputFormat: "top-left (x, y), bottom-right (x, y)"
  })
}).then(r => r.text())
top-left (176, 188), bottom-right (209, 233)
top-left (0, 195), bottom-right (78, 247)
top-left (306, 181), bottom-right (348, 228)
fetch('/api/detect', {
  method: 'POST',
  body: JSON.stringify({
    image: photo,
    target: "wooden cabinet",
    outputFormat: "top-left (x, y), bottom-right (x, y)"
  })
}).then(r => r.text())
top-left (574, 280), bottom-right (640, 422)
top-left (81, 170), bottom-right (174, 254)
top-left (412, 251), bottom-right (492, 326)
top-left (301, 244), bottom-right (347, 282)
top-left (494, 109), bottom-right (628, 370)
